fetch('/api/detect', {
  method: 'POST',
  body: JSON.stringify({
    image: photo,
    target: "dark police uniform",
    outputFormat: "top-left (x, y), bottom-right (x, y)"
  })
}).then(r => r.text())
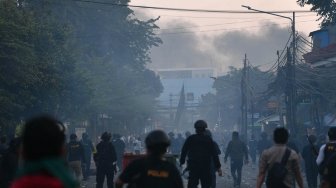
top-left (67, 140), bottom-right (84, 162)
top-left (224, 139), bottom-right (248, 187)
top-left (95, 141), bottom-right (117, 188)
top-left (180, 134), bottom-right (221, 188)
top-left (118, 157), bottom-right (183, 188)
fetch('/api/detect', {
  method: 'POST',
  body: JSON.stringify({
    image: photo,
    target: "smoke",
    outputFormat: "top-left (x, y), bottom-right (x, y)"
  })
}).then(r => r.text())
top-left (149, 21), bottom-right (214, 69)
top-left (148, 20), bottom-right (291, 72)
top-left (213, 22), bottom-right (291, 68)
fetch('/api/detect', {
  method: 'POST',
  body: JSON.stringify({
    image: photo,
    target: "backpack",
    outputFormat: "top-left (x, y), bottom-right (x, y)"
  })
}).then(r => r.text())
top-left (319, 143), bottom-right (336, 175)
top-left (323, 153), bottom-right (336, 187)
top-left (266, 148), bottom-right (291, 188)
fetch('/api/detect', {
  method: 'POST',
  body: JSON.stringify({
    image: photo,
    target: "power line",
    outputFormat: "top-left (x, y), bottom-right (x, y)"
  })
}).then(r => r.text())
top-left (158, 19), bottom-right (316, 35)
top-left (159, 19), bottom-right (272, 30)
top-left (298, 35), bottom-right (313, 47)
top-left (159, 22), bottom-right (290, 35)
top-left (159, 18), bottom-right (317, 31)
top-left (74, 0), bottom-right (313, 14)
top-left (159, 19), bottom-right (290, 30)
top-left (262, 33), bottom-right (292, 73)
top-left (156, 13), bottom-right (317, 20)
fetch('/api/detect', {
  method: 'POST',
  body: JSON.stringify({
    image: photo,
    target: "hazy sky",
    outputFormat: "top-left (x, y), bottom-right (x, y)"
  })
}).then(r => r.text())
top-left (130, 0), bottom-right (320, 73)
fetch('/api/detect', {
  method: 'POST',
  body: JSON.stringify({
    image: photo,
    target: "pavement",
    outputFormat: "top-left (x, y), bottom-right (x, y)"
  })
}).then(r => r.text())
top-left (82, 158), bottom-right (308, 188)
top-left (82, 162), bottom-right (260, 188)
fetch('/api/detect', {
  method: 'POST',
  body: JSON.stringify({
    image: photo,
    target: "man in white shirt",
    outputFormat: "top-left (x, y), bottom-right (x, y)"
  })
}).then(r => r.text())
top-left (316, 127), bottom-right (336, 188)
top-left (316, 127), bottom-right (336, 166)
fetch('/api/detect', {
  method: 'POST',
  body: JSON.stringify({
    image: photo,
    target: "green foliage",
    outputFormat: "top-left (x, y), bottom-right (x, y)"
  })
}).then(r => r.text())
top-left (0, 0), bottom-right (163, 134)
top-left (297, 0), bottom-right (336, 27)
top-left (0, 0), bottom-right (76, 125)
top-left (199, 66), bottom-right (274, 128)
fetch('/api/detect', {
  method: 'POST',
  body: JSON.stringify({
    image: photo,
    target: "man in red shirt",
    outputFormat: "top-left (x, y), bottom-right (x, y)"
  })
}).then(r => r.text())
top-left (10, 115), bottom-right (78, 188)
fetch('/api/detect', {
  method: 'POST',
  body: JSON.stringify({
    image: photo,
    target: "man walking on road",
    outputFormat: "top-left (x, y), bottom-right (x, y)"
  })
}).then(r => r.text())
top-left (256, 127), bottom-right (303, 188)
top-left (95, 132), bottom-right (117, 188)
top-left (116, 130), bottom-right (183, 188)
top-left (81, 133), bottom-right (94, 181)
top-left (224, 131), bottom-right (248, 188)
top-left (112, 134), bottom-right (125, 170)
top-left (249, 134), bottom-right (257, 165)
top-left (204, 130), bottom-right (221, 188)
top-left (67, 133), bottom-right (85, 181)
top-left (180, 120), bottom-right (222, 188)
top-left (316, 127), bottom-right (336, 188)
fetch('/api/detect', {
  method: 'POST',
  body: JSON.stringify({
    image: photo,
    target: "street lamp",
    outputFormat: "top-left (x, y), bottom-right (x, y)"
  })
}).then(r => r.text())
top-left (242, 5), bottom-right (297, 135)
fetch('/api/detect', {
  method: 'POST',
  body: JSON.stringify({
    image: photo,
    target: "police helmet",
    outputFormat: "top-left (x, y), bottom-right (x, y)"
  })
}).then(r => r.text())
top-left (101, 132), bottom-right (111, 141)
top-left (70, 133), bottom-right (77, 140)
top-left (328, 127), bottom-right (336, 140)
top-left (145, 130), bottom-right (171, 148)
top-left (194, 120), bottom-right (208, 129)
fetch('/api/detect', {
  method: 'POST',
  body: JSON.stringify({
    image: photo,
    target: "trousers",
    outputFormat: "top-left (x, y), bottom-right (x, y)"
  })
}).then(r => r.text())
top-left (188, 163), bottom-right (212, 188)
top-left (69, 161), bottom-right (82, 181)
top-left (230, 159), bottom-right (243, 186)
top-left (96, 164), bottom-right (115, 188)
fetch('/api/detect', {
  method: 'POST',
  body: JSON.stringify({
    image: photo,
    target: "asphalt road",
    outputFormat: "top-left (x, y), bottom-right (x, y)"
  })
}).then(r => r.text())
top-left (82, 157), bottom-right (310, 188)
top-left (82, 163), bottom-right (260, 188)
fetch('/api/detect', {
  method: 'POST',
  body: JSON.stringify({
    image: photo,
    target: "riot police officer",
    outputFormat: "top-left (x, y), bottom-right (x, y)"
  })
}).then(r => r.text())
top-left (115, 130), bottom-right (183, 188)
top-left (95, 132), bottom-right (117, 188)
top-left (180, 120), bottom-right (222, 188)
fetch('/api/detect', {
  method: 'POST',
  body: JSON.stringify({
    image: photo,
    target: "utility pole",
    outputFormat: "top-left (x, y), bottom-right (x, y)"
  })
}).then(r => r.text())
top-left (277, 50), bottom-right (284, 127)
top-left (241, 5), bottom-right (297, 135)
top-left (248, 61), bottom-right (254, 136)
top-left (250, 94), bottom-right (254, 136)
top-left (291, 12), bottom-right (297, 136)
top-left (169, 93), bottom-right (173, 126)
top-left (285, 47), bottom-right (296, 134)
top-left (241, 54), bottom-right (248, 143)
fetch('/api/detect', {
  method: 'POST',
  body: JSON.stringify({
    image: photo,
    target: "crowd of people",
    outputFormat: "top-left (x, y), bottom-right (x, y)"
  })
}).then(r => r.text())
top-left (1, 115), bottom-right (336, 188)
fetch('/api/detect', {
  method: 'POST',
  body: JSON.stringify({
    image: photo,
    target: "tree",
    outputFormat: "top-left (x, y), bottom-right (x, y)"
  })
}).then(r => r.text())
top-left (297, 0), bottom-right (336, 27)
top-left (0, 0), bottom-right (86, 135)
top-left (0, 0), bottom-right (163, 135)
top-left (199, 66), bottom-right (274, 129)
top-left (23, 0), bottom-right (163, 133)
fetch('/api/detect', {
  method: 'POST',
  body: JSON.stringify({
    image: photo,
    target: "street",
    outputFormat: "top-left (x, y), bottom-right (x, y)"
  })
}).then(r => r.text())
top-left (83, 160), bottom-right (310, 188)
top-left (84, 162), bottom-right (259, 188)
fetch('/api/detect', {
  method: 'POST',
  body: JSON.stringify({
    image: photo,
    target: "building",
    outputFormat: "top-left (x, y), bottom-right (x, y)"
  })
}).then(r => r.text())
top-left (303, 25), bottom-right (336, 67)
top-left (302, 25), bottom-right (336, 130)
top-left (155, 68), bottom-right (217, 130)
top-left (157, 68), bottom-right (216, 106)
